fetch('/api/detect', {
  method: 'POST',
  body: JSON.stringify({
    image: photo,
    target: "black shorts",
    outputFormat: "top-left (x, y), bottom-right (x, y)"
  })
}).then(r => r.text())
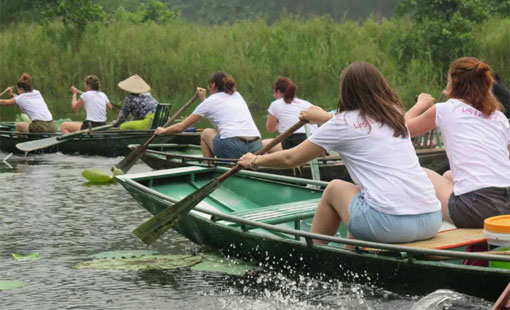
top-left (81, 120), bottom-right (107, 130)
top-left (448, 186), bottom-right (510, 228)
top-left (281, 133), bottom-right (307, 150)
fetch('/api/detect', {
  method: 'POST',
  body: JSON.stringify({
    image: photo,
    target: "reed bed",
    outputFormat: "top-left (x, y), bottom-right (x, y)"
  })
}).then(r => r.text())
top-left (0, 16), bottom-right (508, 121)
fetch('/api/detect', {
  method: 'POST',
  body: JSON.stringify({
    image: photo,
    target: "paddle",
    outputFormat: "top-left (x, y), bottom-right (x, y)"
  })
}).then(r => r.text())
top-left (133, 119), bottom-right (308, 245)
top-left (113, 93), bottom-right (199, 175)
top-left (0, 86), bottom-right (14, 98)
top-left (16, 123), bottom-right (114, 152)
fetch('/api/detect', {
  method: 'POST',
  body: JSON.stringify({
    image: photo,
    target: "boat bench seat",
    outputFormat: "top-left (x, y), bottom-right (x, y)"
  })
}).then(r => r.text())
top-left (230, 198), bottom-right (320, 230)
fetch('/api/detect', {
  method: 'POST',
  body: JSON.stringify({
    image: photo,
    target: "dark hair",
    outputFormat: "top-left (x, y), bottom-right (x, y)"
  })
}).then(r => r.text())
top-left (85, 75), bottom-right (100, 91)
top-left (208, 72), bottom-right (236, 95)
top-left (448, 57), bottom-right (497, 116)
top-left (273, 77), bottom-right (296, 104)
top-left (337, 62), bottom-right (407, 138)
top-left (16, 73), bottom-right (33, 92)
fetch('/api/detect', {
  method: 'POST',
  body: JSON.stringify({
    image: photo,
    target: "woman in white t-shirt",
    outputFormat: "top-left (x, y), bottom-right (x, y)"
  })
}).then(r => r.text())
top-left (0, 73), bottom-right (57, 133)
top-left (238, 62), bottom-right (442, 244)
top-left (262, 77), bottom-right (318, 153)
top-left (406, 57), bottom-right (510, 228)
top-left (155, 72), bottom-right (262, 159)
top-left (61, 75), bottom-right (113, 133)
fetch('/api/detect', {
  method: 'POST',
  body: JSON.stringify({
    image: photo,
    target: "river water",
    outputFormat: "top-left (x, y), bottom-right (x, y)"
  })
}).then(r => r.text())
top-left (0, 151), bottom-right (493, 309)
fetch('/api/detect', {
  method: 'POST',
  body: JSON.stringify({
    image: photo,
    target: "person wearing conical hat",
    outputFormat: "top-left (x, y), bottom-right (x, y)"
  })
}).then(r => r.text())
top-left (113, 74), bottom-right (158, 130)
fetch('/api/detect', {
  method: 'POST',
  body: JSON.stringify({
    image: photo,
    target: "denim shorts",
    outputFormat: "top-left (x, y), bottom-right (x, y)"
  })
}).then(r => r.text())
top-left (348, 193), bottom-right (442, 243)
top-left (212, 134), bottom-right (262, 159)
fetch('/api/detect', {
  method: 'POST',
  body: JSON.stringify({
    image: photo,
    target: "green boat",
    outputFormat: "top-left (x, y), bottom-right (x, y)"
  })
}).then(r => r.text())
top-left (130, 143), bottom-right (450, 182)
top-left (0, 123), bottom-right (201, 157)
top-left (116, 166), bottom-right (510, 301)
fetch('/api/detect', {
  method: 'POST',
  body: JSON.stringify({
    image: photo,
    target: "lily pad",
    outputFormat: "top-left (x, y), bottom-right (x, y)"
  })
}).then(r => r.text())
top-left (82, 169), bottom-right (114, 184)
top-left (74, 254), bottom-right (201, 271)
top-left (192, 253), bottom-right (258, 276)
top-left (0, 280), bottom-right (27, 291)
top-left (89, 250), bottom-right (159, 259)
top-left (12, 252), bottom-right (40, 261)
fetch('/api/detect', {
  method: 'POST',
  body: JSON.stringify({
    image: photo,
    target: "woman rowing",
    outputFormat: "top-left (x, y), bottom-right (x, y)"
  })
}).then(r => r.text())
top-left (113, 74), bottom-right (158, 130)
top-left (61, 75), bottom-right (113, 133)
top-left (155, 71), bottom-right (262, 159)
top-left (239, 62), bottom-right (441, 244)
top-left (0, 73), bottom-right (57, 133)
top-left (263, 77), bottom-right (317, 152)
top-left (406, 57), bottom-right (510, 228)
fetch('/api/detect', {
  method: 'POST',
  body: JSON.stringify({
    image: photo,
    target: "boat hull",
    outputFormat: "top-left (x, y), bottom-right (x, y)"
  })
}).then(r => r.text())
top-left (117, 167), bottom-right (509, 301)
top-left (0, 130), bottom-right (200, 157)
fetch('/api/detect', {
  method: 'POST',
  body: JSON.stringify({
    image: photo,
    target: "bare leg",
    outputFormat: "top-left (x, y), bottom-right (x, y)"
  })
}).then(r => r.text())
top-left (200, 128), bottom-right (218, 159)
top-left (443, 170), bottom-right (453, 182)
top-left (261, 138), bottom-right (282, 153)
top-left (61, 122), bottom-right (82, 134)
top-left (310, 179), bottom-right (360, 245)
top-left (424, 168), bottom-right (454, 224)
top-left (16, 122), bottom-right (30, 133)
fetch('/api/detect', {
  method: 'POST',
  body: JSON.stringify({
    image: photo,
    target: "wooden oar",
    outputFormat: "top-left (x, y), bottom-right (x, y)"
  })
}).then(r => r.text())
top-left (492, 281), bottom-right (510, 310)
top-left (113, 93), bottom-right (199, 174)
top-left (0, 86), bottom-right (14, 98)
top-left (133, 119), bottom-right (308, 245)
top-left (16, 123), bottom-right (114, 152)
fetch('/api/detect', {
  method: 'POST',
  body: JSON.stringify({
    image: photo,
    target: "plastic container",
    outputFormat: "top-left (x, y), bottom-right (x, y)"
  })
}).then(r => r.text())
top-left (488, 247), bottom-right (510, 269)
top-left (483, 215), bottom-right (510, 248)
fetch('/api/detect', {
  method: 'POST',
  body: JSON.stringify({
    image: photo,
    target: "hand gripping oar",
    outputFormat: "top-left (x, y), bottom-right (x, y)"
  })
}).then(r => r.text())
top-left (133, 119), bottom-right (308, 245)
top-left (113, 93), bottom-right (199, 175)
top-left (16, 123), bottom-right (115, 152)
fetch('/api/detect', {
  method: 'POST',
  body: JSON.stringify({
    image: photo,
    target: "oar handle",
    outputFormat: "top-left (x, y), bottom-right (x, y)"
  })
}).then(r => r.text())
top-left (217, 120), bottom-right (307, 183)
top-left (139, 93), bottom-right (200, 149)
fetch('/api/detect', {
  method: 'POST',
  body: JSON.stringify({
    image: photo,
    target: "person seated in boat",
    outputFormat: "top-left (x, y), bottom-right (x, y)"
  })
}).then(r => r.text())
top-left (406, 57), bottom-right (510, 229)
top-left (60, 75), bottom-right (113, 134)
top-left (238, 61), bottom-right (442, 245)
top-left (155, 72), bottom-right (262, 159)
top-left (492, 73), bottom-right (510, 118)
top-left (113, 74), bottom-right (158, 130)
top-left (262, 77), bottom-right (318, 153)
top-left (0, 73), bottom-right (57, 133)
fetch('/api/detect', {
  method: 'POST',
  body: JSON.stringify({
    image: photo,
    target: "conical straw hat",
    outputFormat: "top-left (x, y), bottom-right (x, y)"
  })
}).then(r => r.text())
top-left (118, 74), bottom-right (151, 94)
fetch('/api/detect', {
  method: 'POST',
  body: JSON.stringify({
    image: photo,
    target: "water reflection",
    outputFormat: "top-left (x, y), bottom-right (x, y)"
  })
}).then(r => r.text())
top-left (0, 151), bottom-right (492, 309)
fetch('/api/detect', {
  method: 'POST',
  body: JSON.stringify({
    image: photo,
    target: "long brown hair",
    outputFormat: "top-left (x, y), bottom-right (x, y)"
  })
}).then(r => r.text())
top-left (448, 57), bottom-right (497, 116)
top-left (85, 75), bottom-right (101, 91)
top-left (208, 72), bottom-right (236, 95)
top-left (16, 73), bottom-right (33, 92)
top-left (337, 62), bottom-right (407, 138)
top-left (273, 77), bottom-right (296, 104)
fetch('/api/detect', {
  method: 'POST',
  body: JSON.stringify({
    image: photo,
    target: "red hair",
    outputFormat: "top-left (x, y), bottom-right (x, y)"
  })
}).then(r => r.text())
top-left (273, 77), bottom-right (296, 104)
top-left (448, 57), bottom-right (497, 116)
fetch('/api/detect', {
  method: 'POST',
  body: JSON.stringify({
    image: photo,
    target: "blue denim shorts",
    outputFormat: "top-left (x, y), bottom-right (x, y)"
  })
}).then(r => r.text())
top-left (213, 135), bottom-right (262, 159)
top-left (348, 193), bottom-right (442, 243)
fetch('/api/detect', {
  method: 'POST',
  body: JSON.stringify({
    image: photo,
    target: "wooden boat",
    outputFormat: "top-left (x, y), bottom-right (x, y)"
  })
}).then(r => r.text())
top-left (0, 123), bottom-right (201, 157)
top-left (130, 143), bottom-right (450, 182)
top-left (116, 166), bottom-right (510, 301)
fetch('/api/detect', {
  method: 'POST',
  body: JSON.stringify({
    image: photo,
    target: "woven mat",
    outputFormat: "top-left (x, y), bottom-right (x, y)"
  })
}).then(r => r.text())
top-left (396, 228), bottom-right (486, 249)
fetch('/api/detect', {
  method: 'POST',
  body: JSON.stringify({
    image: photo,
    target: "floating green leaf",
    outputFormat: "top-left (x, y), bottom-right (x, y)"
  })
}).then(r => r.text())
top-left (82, 169), bottom-right (114, 184)
top-left (89, 250), bottom-right (159, 259)
top-left (74, 254), bottom-right (201, 271)
top-left (12, 252), bottom-right (40, 261)
top-left (0, 280), bottom-right (27, 291)
top-left (192, 253), bottom-right (258, 276)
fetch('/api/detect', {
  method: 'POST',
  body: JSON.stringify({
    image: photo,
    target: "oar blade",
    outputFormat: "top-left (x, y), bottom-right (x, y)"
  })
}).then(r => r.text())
top-left (133, 179), bottom-right (220, 245)
top-left (114, 143), bottom-right (149, 174)
top-left (16, 137), bottom-right (60, 152)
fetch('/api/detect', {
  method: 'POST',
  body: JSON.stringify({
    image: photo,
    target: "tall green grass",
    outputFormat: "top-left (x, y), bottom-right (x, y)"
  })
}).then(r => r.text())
top-left (0, 17), bottom-right (508, 122)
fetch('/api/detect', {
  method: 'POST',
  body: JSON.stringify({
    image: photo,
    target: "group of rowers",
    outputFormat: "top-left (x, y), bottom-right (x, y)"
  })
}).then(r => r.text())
top-left (1, 56), bottom-right (509, 246)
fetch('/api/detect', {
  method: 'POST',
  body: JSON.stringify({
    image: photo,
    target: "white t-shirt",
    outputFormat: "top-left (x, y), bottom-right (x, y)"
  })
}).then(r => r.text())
top-left (267, 98), bottom-right (318, 134)
top-left (14, 90), bottom-right (53, 121)
top-left (192, 92), bottom-right (261, 139)
top-left (435, 99), bottom-right (510, 195)
top-left (309, 110), bottom-right (440, 215)
top-left (80, 90), bottom-right (110, 122)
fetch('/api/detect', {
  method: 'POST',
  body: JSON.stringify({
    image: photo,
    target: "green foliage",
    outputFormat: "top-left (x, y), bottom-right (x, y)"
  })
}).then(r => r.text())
top-left (39, 0), bottom-right (106, 31)
top-left (107, 1), bottom-right (179, 24)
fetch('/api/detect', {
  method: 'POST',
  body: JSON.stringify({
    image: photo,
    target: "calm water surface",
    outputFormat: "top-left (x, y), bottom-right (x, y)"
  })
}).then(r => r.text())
top-left (0, 151), bottom-right (492, 309)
